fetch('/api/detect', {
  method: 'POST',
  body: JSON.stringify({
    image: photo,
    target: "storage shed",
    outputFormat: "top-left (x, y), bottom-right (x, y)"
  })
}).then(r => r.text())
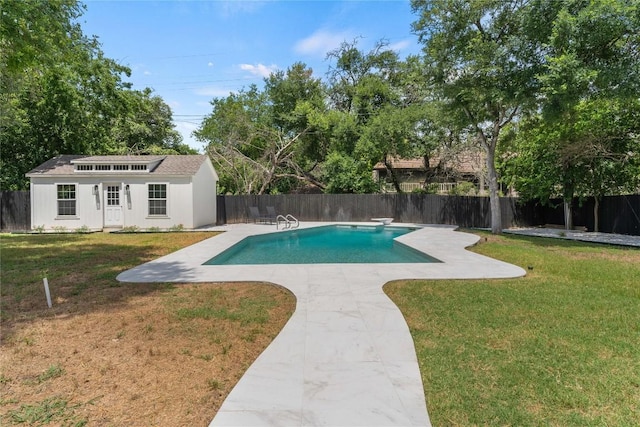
top-left (26, 155), bottom-right (218, 231)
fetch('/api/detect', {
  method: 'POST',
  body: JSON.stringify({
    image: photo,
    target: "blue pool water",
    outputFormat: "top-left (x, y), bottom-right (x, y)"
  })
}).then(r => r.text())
top-left (204, 225), bottom-right (440, 265)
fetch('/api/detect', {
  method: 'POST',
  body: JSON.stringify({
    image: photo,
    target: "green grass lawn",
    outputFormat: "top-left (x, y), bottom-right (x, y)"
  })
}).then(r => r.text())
top-left (4, 230), bottom-right (638, 425)
top-left (385, 232), bottom-right (640, 426)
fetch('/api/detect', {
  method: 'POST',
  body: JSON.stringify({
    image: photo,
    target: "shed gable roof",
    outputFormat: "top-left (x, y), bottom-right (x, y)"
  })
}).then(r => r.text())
top-left (26, 155), bottom-right (211, 177)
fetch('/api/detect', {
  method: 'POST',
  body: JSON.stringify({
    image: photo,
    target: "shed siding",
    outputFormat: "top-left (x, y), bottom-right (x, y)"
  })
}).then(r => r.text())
top-left (31, 177), bottom-right (105, 231)
top-left (121, 177), bottom-right (193, 229)
top-left (191, 159), bottom-right (217, 227)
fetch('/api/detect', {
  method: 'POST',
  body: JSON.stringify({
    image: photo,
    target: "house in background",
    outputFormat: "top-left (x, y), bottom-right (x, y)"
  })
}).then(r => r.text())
top-left (26, 155), bottom-right (218, 231)
top-left (373, 149), bottom-right (486, 194)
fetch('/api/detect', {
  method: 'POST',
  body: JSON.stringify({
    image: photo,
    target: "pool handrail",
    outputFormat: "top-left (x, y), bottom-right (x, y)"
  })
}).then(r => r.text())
top-left (276, 214), bottom-right (299, 230)
top-left (286, 214), bottom-right (299, 229)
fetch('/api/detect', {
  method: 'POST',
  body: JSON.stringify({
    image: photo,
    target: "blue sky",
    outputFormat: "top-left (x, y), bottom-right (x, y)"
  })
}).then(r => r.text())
top-left (81, 1), bottom-right (422, 151)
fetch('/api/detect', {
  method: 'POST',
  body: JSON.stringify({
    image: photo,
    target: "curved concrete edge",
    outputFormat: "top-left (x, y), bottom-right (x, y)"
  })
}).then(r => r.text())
top-left (395, 225), bottom-right (527, 279)
top-left (115, 223), bottom-right (526, 427)
top-left (116, 223), bottom-right (526, 284)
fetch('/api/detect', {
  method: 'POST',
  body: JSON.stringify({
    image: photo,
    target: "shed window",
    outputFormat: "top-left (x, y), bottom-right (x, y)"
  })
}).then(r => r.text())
top-left (148, 184), bottom-right (167, 216)
top-left (57, 184), bottom-right (76, 216)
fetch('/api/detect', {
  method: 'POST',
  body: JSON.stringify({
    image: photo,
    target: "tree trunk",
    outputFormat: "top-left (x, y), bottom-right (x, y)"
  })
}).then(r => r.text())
top-left (594, 196), bottom-right (600, 232)
top-left (562, 178), bottom-right (574, 230)
top-left (485, 144), bottom-right (502, 234)
top-left (384, 157), bottom-right (402, 193)
top-left (464, 107), bottom-right (511, 235)
top-left (422, 154), bottom-right (432, 186)
top-left (564, 200), bottom-right (573, 230)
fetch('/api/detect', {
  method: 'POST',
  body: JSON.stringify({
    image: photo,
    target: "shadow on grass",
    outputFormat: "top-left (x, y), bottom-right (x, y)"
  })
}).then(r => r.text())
top-left (115, 260), bottom-right (199, 283)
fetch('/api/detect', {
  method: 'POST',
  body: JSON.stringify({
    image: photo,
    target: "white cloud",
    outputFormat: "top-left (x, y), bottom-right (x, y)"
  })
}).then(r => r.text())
top-left (239, 63), bottom-right (278, 78)
top-left (208, 62), bottom-right (214, 67)
top-left (143, 70), bottom-right (152, 76)
top-left (294, 29), bottom-right (353, 57)
top-left (389, 39), bottom-right (412, 53)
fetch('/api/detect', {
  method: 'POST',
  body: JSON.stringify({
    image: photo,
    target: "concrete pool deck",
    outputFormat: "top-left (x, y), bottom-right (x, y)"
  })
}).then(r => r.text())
top-left (117, 223), bottom-right (526, 426)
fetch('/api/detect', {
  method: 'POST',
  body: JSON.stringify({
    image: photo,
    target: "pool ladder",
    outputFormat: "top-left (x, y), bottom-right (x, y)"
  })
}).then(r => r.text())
top-left (276, 214), bottom-right (299, 230)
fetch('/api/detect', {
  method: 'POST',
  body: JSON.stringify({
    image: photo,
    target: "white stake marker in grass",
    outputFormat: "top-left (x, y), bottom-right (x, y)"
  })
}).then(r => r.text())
top-left (43, 278), bottom-right (52, 308)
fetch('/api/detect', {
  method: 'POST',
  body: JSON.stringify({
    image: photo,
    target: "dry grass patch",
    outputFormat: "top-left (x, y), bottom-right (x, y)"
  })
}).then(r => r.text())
top-left (1, 232), bottom-right (295, 426)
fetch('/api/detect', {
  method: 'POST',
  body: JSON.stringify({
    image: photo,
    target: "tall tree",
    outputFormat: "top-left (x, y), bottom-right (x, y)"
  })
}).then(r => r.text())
top-left (499, 0), bottom-right (640, 229)
top-left (195, 86), bottom-right (269, 194)
top-left (1, 24), bottom-right (132, 187)
top-left (326, 39), bottom-right (401, 121)
top-left (0, 0), bottom-right (186, 190)
top-left (323, 39), bottom-right (410, 193)
top-left (1, 0), bottom-right (91, 189)
top-left (355, 104), bottom-right (433, 192)
top-left (0, 0), bottom-right (85, 84)
top-left (539, 0), bottom-right (640, 118)
top-left (501, 98), bottom-right (640, 231)
top-left (110, 88), bottom-right (192, 155)
top-left (196, 64), bottom-right (326, 194)
top-left (355, 56), bottom-right (449, 193)
top-left (264, 62), bottom-right (328, 188)
top-left (411, 0), bottom-right (545, 233)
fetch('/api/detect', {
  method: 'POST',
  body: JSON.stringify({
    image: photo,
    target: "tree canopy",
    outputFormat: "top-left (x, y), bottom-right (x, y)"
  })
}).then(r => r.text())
top-left (410, 0), bottom-right (640, 232)
top-left (410, 0), bottom-right (548, 233)
top-left (194, 63), bottom-right (327, 195)
top-left (1, 0), bottom-right (191, 190)
top-left (498, 0), bottom-right (640, 229)
top-left (3, 0), bottom-right (638, 233)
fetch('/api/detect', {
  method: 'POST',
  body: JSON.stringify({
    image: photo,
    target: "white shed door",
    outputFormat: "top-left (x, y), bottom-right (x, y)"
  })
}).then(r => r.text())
top-left (104, 185), bottom-right (123, 227)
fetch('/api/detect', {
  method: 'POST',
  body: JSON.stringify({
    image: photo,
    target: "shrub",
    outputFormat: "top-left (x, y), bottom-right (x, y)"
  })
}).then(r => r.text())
top-left (449, 181), bottom-right (477, 196)
top-left (75, 225), bottom-right (91, 233)
top-left (411, 186), bottom-right (428, 194)
top-left (425, 183), bottom-right (440, 194)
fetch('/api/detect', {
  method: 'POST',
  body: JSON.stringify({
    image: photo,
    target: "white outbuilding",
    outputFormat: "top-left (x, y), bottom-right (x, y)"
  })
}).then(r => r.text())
top-left (26, 154), bottom-right (218, 231)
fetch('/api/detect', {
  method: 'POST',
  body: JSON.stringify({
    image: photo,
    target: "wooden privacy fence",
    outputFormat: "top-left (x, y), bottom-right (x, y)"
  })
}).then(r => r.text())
top-left (217, 194), bottom-right (533, 229)
top-left (3, 190), bottom-right (638, 235)
top-left (217, 193), bottom-right (640, 236)
top-left (530, 195), bottom-right (640, 236)
top-left (0, 191), bottom-right (30, 231)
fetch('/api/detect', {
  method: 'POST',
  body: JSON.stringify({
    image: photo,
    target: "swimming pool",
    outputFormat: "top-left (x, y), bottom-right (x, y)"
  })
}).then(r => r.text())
top-left (204, 225), bottom-right (441, 265)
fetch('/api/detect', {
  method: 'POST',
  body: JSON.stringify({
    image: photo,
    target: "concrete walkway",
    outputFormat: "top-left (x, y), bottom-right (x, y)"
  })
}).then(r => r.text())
top-left (504, 227), bottom-right (640, 247)
top-left (117, 223), bottom-right (526, 426)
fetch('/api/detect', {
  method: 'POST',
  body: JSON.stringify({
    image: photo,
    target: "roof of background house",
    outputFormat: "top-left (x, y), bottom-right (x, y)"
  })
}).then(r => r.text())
top-left (374, 152), bottom-right (484, 175)
top-left (26, 154), bottom-right (212, 177)
top-left (373, 158), bottom-right (426, 170)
